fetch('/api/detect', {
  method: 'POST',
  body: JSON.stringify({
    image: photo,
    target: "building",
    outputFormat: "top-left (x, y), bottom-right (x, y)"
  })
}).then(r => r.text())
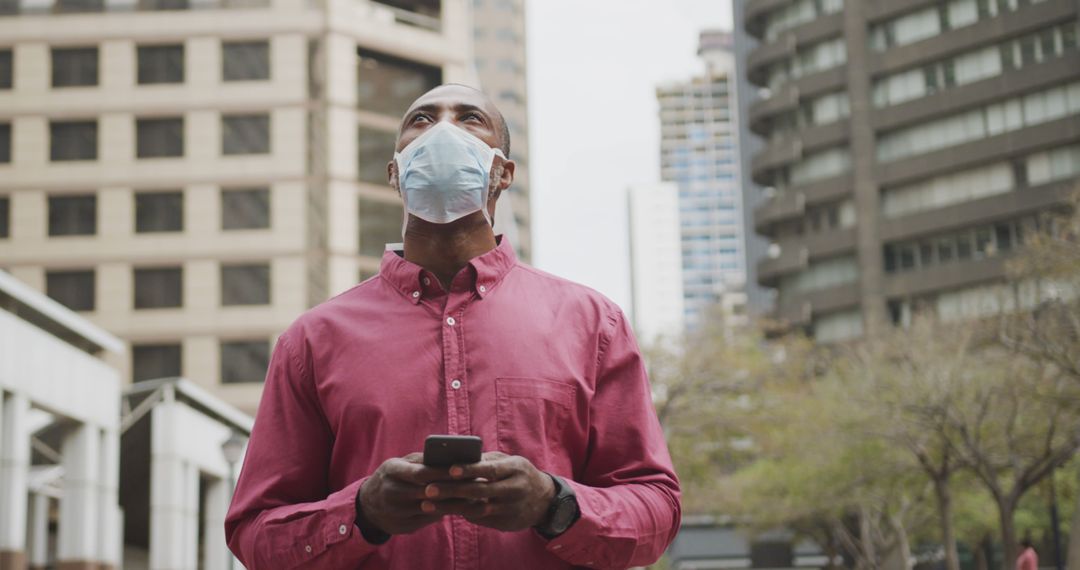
top-left (628, 182), bottom-right (686, 345)
top-left (0, 268), bottom-right (253, 570)
top-left (744, 0), bottom-right (1080, 342)
top-left (732, 0), bottom-right (774, 317)
top-left (0, 0), bottom-right (482, 413)
top-left (471, 0), bottom-right (531, 262)
top-left (0, 269), bottom-right (124, 570)
top-left (667, 518), bottom-right (829, 570)
top-left (658, 30), bottom-right (748, 331)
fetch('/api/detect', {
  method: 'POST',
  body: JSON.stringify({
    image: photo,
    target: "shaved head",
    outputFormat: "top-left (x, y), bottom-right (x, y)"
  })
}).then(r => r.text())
top-left (402, 84), bottom-right (511, 157)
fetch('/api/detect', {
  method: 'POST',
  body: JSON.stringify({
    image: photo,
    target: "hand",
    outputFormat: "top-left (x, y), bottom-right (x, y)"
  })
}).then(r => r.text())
top-left (419, 451), bottom-right (556, 532)
top-left (357, 452), bottom-right (453, 535)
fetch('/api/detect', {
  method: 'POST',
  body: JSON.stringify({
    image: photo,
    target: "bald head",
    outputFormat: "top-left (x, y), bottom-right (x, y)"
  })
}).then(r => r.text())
top-left (398, 84), bottom-right (511, 157)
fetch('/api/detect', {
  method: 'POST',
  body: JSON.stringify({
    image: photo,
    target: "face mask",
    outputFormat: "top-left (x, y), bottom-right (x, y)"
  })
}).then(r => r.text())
top-left (393, 121), bottom-right (506, 235)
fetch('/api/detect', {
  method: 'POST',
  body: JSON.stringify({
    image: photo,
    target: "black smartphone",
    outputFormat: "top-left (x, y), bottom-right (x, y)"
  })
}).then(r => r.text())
top-left (423, 435), bottom-right (483, 467)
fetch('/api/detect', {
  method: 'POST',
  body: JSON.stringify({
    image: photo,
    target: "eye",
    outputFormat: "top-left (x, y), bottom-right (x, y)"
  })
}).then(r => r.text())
top-left (462, 112), bottom-right (484, 123)
top-left (411, 113), bottom-right (433, 124)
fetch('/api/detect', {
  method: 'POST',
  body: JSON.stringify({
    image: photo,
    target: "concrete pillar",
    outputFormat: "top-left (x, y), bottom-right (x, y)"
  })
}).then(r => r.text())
top-left (58, 423), bottom-right (100, 570)
top-left (150, 396), bottom-right (192, 570)
top-left (97, 429), bottom-right (120, 570)
top-left (27, 493), bottom-right (48, 570)
top-left (202, 477), bottom-right (229, 570)
top-left (0, 391), bottom-right (30, 570)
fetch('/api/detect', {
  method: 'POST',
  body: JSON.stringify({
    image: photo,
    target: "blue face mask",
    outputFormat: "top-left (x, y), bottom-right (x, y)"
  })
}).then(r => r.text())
top-left (393, 122), bottom-right (506, 235)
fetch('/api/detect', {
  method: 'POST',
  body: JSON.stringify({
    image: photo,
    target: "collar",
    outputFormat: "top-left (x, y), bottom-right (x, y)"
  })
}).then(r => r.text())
top-left (378, 235), bottom-right (518, 304)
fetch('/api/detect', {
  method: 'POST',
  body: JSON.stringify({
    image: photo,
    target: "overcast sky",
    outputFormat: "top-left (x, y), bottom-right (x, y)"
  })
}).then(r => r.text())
top-left (526, 0), bottom-right (734, 314)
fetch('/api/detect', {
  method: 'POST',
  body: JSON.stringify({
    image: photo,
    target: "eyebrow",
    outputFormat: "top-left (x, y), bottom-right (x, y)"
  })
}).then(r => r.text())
top-left (402, 103), bottom-right (492, 126)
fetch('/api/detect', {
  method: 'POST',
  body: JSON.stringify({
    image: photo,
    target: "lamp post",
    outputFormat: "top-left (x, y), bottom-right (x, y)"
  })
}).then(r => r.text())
top-left (221, 431), bottom-right (247, 570)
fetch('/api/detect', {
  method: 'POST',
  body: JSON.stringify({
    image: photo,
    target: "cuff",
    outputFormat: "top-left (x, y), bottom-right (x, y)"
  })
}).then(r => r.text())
top-left (541, 479), bottom-right (611, 568)
top-left (277, 478), bottom-right (379, 568)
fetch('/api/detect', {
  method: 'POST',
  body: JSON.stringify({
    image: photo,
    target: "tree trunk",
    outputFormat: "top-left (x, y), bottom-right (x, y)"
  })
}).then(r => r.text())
top-left (887, 514), bottom-right (913, 570)
top-left (975, 537), bottom-right (989, 570)
top-left (1067, 474), bottom-right (1080, 570)
top-left (935, 480), bottom-right (961, 570)
top-left (860, 505), bottom-right (879, 570)
top-left (998, 498), bottom-right (1019, 570)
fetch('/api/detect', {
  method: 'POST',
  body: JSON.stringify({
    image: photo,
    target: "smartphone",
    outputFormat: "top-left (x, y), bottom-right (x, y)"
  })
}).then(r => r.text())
top-left (423, 435), bottom-right (483, 467)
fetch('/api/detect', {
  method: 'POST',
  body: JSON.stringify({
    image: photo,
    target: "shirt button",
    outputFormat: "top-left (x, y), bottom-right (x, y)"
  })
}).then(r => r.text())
top-left (552, 544), bottom-right (562, 550)
top-left (479, 285), bottom-right (487, 293)
top-left (446, 316), bottom-right (456, 326)
top-left (411, 291), bottom-right (420, 298)
top-left (423, 277), bottom-right (431, 285)
top-left (305, 545), bottom-right (312, 553)
top-left (451, 379), bottom-right (461, 389)
top-left (339, 524), bottom-right (348, 535)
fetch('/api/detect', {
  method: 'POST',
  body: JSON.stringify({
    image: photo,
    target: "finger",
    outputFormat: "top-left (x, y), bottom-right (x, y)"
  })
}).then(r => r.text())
top-left (424, 499), bottom-right (491, 518)
top-left (448, 451), bottom-right (507, 478)
top-left (452, 455), bottom-right (519, 481)
top-left (384, 459), bottom-right (453, 485)
top-left (425, 479), bottom-right (523, 502)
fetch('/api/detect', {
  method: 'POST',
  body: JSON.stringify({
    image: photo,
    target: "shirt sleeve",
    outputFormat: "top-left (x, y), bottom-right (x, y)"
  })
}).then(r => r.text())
top-left (544, 308), bottom-right (682, 569)
top-left (225, 330), bottom-right (379, 569)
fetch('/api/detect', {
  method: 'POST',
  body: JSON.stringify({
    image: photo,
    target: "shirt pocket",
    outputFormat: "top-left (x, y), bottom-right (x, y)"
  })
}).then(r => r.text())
top-left (495, 377), bottom-right (576, 472)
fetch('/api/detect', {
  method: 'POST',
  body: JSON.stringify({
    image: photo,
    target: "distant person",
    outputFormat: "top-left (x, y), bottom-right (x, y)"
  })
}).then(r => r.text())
top-left (1016, 539), bottom-right (1038, 570)
top-left (224, 84), bottom-right (681, 569)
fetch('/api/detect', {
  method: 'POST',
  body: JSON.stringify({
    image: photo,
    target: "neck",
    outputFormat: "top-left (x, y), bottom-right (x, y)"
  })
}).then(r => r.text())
top-left (403, 211), bottom-right (497, 291)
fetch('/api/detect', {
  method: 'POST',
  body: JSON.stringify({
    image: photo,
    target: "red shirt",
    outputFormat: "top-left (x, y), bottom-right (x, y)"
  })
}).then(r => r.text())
top-left (1016, 548), bottom-right (1038, 570)
top-left (225, 238), bottom-right (681, 569)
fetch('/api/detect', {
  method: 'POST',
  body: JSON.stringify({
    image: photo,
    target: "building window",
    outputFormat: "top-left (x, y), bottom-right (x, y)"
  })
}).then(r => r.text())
top-left (50, 120), bottom-right (97, 161)
top-left (0, 50), bottom-right (11, 89)
top-left (358, 126), bottom-right (397, 185)
top-left (220, 339), bottom-right (270, 383)
top-left (877, 79), bottom-right (1080, 163)
top-left (222, 114), bottom-right (270, 155)
top-left (0, 122), bottom-right (9, 163)
top-left (221, 263), bottom-right (270, 306)
top-left (134, 267), bottom-right (183, 309)
top-left (48, 195), bottom-right (96, 236)
top-left (137, 0), bottom-right (189, 10)
top-left (132, 343), bottom-right (181, 382)
top-left (53, 0), bottom-right (104, 12)
top-left (46, 269), bottom-right (95, 311)
top-left (883, 217), bottom-right (1030, 274)
top-left (0, 196), bottom-right (9, 238)
top-left (51, 47), bottom-right (98, 87)
top-left (357, 48), bottom-right (442, 118)
top-left (221, 187), bottom-right (270, 230)
top-left (135, 191), bottom-right (183, 233)
top-left (137, 44), bottom-right (184, 84)
top-left (136, 117), bottom-right (184, 158)
top-left (222, 41), bottom-right (270, 81)
top-left (358, 197), bottom-right (403, 257)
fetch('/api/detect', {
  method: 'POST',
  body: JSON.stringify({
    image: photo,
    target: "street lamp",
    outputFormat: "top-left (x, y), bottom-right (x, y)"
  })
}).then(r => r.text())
top-left (221, 431), bottom-right (247, 570)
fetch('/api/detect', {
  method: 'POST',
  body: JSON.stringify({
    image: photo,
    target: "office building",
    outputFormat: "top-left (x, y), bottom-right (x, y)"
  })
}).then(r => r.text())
top-left (732, 0), bottom-right (774, 317)
top-left (471, 0), bottom-right (531, 262)
top-left (658, 30), bottom-right (748, 331)
top-left (744, 0), bottom-right (1080, 342)
top-left (0, 0), bottom-right (480, 412)
top-left (628, 182), bottom-right (686, 345)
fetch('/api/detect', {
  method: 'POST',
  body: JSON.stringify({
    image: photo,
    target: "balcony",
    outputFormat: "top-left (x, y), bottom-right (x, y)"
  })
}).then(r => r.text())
top-left (774, 282), bottom-right (860, 326)
top-left (754, 191), bottom-right (805, 236)
top-left (370, 0), bottom-right (440, 31)
top-left (744, 0), bottom-right (788, 39)
top-left (758, 227), bottom-right (857, 286)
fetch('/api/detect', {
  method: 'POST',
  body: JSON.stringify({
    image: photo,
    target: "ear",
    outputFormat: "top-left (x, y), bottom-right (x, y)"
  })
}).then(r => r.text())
top-left (497, 159), bottom-right (515, 193)
top-left (387, 159), bottom-right (400, 194)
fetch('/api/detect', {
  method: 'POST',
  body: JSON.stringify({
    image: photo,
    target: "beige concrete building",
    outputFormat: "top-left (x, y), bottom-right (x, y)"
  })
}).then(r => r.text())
top-left (471, 0), bottom-right (531, 262)
top-left (0, 0), bottom-right (483, 413)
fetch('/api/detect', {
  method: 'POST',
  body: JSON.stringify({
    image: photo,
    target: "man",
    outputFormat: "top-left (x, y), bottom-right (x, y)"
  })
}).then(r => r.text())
top-left (1015, 539), bottom-right (1038, 570)
top-left (225, 84), bottom-right (681, 569)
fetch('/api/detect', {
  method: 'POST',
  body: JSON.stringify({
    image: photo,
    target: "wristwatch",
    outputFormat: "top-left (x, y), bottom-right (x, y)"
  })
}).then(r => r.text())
top-left (534, 473), bottom-right (580, 539)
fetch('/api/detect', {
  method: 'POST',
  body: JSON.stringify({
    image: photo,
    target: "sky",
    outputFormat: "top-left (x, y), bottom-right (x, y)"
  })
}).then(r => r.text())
top-left (526, 0), bottom-right (734, 314)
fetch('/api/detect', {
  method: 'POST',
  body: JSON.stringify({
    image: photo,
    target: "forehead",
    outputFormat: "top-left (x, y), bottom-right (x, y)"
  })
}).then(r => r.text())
top-left (403, 85), bottom-right (498, 118)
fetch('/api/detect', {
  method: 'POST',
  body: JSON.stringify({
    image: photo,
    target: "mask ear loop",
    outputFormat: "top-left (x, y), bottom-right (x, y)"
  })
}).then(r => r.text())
top-left (395, 154), bottom-right (410, 238)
